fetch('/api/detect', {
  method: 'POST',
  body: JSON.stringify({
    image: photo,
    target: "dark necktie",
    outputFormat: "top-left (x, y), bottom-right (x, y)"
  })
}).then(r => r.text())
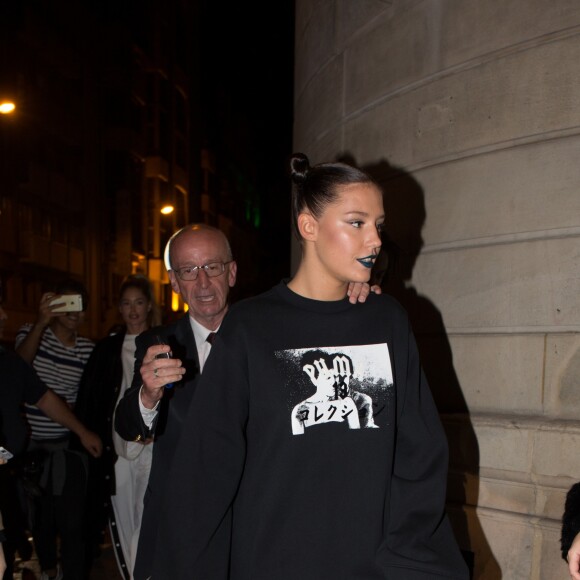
top-left (206, 332), bottom-right (216, 345)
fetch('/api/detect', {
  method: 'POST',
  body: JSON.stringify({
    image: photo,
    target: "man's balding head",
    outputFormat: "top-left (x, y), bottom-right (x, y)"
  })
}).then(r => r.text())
top-left (166, 224), bottom-right (237, 330)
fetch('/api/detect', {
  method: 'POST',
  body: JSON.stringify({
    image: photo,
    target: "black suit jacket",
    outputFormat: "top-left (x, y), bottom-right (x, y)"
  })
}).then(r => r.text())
top-left (73, 331), bottom-right (125, 548)
top-left (114, 315), bottom-right (200, 580)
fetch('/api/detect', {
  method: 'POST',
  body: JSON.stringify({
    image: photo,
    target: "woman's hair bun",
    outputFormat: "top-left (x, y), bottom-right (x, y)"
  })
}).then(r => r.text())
top-left (289, 152), bottom-right (310, 184)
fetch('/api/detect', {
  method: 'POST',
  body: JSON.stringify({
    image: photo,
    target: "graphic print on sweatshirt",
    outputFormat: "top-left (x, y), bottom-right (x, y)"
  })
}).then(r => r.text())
top-left (274, 343), bottom-right (393, 435)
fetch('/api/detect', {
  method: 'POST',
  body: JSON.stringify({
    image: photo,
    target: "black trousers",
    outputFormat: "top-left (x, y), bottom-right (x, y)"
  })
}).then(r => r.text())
top-left (0, 464), bottom-right (30, 579)
top-left (29, 442), bottom-right (88, 579)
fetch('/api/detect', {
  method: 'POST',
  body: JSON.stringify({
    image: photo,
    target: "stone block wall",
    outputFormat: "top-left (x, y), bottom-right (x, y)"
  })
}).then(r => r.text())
top-left (293, 1), bottom-right (580, 577)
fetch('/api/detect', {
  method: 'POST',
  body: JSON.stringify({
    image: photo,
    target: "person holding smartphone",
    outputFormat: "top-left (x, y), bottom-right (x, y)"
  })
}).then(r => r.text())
top-left (0, 287), bottom-right (101, 580)
top-left (15, 279), bottom-right (99, 580)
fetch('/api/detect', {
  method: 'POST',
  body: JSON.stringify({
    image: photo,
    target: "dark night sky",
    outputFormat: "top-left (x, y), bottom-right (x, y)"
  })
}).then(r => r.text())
top-left (200, 2), bottom-right (295, 178)
top-left (0, 1), bottom-right (296, 296)
top-left (199, 1), bottom-right (296, 290)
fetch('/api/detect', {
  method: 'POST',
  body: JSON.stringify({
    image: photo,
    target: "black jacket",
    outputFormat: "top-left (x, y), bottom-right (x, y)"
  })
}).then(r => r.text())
top-left (114, 314), bottom-right (201, 580)
top-left (74, 331), bottom-right (125, 490)
top-left (562, 482), bottom-right (580, 560)
top-left (73, 331), bottom-right (126, 555)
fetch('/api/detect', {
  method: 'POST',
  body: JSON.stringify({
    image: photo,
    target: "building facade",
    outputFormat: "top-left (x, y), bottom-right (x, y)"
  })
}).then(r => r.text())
top-left (293, 1), bottom-right (580, 578)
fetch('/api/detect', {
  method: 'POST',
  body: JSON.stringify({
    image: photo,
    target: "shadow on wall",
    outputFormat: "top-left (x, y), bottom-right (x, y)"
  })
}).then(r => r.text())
top-left (337, 153), bottom-right (500, 580)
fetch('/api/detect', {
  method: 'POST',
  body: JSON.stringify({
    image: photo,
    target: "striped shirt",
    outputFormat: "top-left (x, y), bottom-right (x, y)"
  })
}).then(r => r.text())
top-left (15, 323), bottom-right (94, 440)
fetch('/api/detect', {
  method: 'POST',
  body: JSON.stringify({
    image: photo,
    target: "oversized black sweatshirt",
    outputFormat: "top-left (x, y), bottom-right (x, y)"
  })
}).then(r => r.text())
top-left (152, 282), bottom-right (468, 579)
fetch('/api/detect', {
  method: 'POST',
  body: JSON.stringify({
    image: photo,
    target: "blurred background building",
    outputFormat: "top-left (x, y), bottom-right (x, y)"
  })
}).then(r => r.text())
top-left (0, 0), bottom-right (294, 342)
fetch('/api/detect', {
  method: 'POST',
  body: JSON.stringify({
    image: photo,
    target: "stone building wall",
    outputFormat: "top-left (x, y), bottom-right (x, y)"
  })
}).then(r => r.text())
top-left (293, 1), bottom-right (580, 578)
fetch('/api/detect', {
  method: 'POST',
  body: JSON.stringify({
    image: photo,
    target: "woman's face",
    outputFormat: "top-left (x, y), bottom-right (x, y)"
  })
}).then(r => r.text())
top-left (309, 182), bottom-right (384, 286)
top-left (119, 287), bottom-right (150, 334)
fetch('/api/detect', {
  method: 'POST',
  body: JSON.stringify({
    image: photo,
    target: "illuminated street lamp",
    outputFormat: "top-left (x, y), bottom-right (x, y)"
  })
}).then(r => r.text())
top-left (0, 101), bottom-right (16, 114)
top-left (160, 204), bottom-right (174, 215)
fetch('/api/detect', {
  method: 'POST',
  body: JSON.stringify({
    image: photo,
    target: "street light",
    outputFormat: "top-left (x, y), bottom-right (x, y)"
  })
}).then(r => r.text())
top-left (160, 204), bottom-right (174, 215)
top-left (0, 101), bottom-right (16, 114)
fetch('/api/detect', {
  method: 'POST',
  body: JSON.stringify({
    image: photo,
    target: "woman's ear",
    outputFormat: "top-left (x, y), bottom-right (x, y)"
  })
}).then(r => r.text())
top-left (297, 212), bottom-right (318, 241)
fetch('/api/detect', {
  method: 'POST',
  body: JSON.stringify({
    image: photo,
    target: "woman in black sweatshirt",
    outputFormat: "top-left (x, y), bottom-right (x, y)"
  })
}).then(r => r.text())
top-left (151, 153), bottom-right (468, 580)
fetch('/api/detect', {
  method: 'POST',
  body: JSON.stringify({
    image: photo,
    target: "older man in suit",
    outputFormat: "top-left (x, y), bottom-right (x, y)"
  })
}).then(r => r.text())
top-left (114, 223), bottom-right (236, 580)
top-left (115, 223), bottom-right (376, 579)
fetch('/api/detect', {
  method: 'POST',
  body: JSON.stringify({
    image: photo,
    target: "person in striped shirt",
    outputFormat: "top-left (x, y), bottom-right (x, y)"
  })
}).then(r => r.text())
top-left (15, 278), bottom-right (97, 580)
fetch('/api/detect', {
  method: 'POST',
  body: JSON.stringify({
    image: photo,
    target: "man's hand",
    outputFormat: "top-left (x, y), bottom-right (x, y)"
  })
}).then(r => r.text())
top-left (140, 344), bottom-right (186, 409)
top-left (346, 282), bottom-right (382, 304)
top-left (79, 430), bottom-right (103, 458)
top-left (568, 531), bottom-right (580, 579)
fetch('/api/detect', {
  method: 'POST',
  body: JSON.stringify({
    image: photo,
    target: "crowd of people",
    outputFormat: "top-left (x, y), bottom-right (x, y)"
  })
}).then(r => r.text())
top-left (0, 153), bottom-right (578, 579)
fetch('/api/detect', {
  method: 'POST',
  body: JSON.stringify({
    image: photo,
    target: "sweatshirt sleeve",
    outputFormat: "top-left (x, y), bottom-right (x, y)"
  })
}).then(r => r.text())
top-left (380, 317), bottom-right (468, 579)
top-left (151, 328), bottom-right (249, 580)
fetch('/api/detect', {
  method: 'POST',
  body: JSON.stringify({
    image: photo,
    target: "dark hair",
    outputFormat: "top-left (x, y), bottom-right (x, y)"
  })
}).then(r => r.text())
top-left (289, 152), bottom-right (378, 240)
top-left (54, 278), bottom-right (89, 311)
top-left (119, 274), bottom-right (154, 305)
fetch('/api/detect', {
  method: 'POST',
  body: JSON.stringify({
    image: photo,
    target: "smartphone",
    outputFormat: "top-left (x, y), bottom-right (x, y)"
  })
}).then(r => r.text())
top-left (50, 294), bottom-right (83, 313)
top-left (0, 446), bottom-right (14, 461)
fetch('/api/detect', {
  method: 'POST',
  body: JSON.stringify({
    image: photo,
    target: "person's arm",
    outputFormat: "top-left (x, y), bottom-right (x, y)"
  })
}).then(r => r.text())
top-left (568, 532), bottom-right (580, 580)
top-left (15, 292), bottom-right (64, 363)
top-left (382, 313), bottom-right (468, 578)
top-left (36, 390), bottom-right (102, 457)
top-left (114, 333), bottom-right (184, 441)
top-left (562, 482), bottom-right (580, 579)
top-left (114, 386), bottom-right (152, 442)
top-left (115, 332), bottom-right (157, 441)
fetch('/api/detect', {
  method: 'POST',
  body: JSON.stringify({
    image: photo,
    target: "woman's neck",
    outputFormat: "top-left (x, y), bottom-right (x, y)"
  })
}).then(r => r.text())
top-left (126, 322), bottom-right (148, 336)
top-left (287, 264), bottom-right (348, 301)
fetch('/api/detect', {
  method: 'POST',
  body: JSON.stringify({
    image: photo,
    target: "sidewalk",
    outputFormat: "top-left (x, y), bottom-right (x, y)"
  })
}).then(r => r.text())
top-left (12, 530), bottom-right (121, 580)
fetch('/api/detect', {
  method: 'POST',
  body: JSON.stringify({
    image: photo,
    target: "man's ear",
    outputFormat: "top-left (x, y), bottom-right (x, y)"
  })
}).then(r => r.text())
top-left (297, 212), bottom-right (318, 241)
top-left (168, 270), bottom-right (180, 295)
top-left (227, 260), bottom-right (238, 288)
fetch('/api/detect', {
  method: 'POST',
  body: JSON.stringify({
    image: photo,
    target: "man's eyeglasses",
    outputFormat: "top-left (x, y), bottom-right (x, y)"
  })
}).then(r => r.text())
top-left (173, 261), bottom-right (232, 281)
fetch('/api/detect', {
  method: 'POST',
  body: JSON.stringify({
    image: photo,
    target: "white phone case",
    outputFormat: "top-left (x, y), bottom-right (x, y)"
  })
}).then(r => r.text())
top-left (50, 294), bottom-right (83, 313)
